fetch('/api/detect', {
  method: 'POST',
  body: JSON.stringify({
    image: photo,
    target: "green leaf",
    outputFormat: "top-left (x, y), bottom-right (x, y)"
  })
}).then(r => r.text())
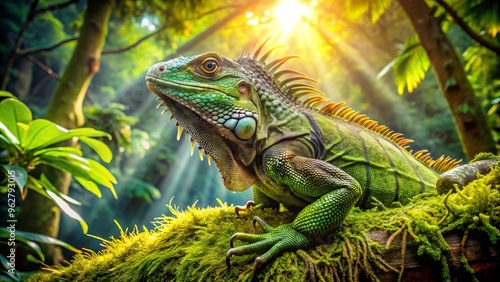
top-left (488, 103), bottom-right (499, 116)
top-left (26, 254), bottom-right (41, 264)
top-left (46, 189), bottom-right (88, 234)
top-left (0, 228), bottom-right (43, 261)
top-left (40, 151), bottom-right (118, 199)
top-left (0, 254), bottom-right (11, 274)
top-left (377, 57), bottom-right (397, 79)
top-left (38, 155), bottom-right (92, 178)
top-left (0, 164), bottom-right (27, 194)
top-left (28, 175), bottom-right (81, 205)
top-left (345, 0), bottom-right (392, 23)
top-left (69, 127), bottom-right (112, 140)
top-left (38, 155), bottom-right (115, 191)
top-left (26, 175), bottom-right (45, 193)
top-left (14, 229), bottom-right (79, 253)
top-left (79, 136), bottom-right (113, 163)
top-left (21, 118), bottom-right (111, 151)
top-left (39, 176), bottom-right (88, 234)
top-left (88, 159), bottom-right (117, 184)
top-left (87, 159), bottom-right (117, 198)
top-left (0, 133), bottom-right (15, 150)
top-left (75, 177), bottom-right (102, 198)
top-left (16, 240), bottom-right (44, 262)
top-left (22, 119), bottom-right (69, 150)
top-left (0, 91), bottom-right (15, 98)
top-left (33, 147), bottom-right (83, 158)
top-left (0, 98), bottom-right (32, 144)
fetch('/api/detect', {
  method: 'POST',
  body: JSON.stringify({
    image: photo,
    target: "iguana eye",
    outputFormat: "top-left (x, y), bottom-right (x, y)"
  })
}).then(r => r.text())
top-left (201, 58), bottom-right (219, 74)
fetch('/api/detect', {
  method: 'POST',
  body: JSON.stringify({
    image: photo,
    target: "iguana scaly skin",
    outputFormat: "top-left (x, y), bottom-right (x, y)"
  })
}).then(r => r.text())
top-left (145, 42), bottom-right (496, 277)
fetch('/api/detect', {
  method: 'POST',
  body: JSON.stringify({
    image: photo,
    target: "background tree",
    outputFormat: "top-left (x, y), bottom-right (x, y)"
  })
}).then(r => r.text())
top-left (398, 0), bottom-right (495, 160)
top-left (13, 0), bottom-right (114, 266)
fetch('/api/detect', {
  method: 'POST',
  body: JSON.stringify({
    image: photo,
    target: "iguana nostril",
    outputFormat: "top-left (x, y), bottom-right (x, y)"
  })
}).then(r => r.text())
top-left (237, 82), bottom-right (248, 94)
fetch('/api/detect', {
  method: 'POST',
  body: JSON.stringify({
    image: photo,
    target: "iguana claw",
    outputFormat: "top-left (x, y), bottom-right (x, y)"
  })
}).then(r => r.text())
top-left (225, 249), bottom-right (263, 279)
top-left (225, 249), bottom-right (234, 269)
top-left (235, 200), bottom-right (256, 215)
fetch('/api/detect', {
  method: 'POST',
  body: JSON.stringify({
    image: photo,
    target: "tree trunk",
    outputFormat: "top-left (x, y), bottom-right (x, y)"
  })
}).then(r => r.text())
top-left (17, 0), bottom-right (114, 269)
top-left (397, 0), bottom-right (496, 161)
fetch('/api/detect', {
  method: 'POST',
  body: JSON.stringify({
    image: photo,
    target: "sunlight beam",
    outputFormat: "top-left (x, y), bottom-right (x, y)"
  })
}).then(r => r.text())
top-left (273, 0), bottom-right (313, 34)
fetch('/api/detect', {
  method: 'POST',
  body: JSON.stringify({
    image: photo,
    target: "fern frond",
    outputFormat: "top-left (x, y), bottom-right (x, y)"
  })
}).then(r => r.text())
top-left (456, 0), bottom-right (500, 35)
top-left (464, 45), bottom-right (499, 78)
top-left (345, 0), bottom-right (392, 23)
top-left (391, 35), bottom-right (430, 95)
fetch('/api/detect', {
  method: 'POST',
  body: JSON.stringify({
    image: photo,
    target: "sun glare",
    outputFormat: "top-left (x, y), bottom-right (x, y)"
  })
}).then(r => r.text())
top-left (274, 0), bottom-right (313, 33)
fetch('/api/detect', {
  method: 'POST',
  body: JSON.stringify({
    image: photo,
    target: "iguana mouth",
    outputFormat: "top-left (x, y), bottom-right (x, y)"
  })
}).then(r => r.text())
top-left (155, 95), bottom-right (218, 162)
top-left (146, 79), bottom-right (255, 191)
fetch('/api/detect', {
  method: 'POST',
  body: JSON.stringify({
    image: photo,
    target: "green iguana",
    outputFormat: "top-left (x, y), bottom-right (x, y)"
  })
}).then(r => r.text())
top-left (145, 40), bottom-right (496, 277)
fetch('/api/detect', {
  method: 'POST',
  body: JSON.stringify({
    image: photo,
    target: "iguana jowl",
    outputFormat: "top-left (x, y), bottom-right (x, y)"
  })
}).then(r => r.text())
top-left (145, 41), bottom-right (494, 276)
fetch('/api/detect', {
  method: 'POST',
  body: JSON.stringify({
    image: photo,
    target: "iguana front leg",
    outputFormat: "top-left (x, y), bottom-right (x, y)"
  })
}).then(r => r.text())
top-left (226, 145), bottom-right (363, 276)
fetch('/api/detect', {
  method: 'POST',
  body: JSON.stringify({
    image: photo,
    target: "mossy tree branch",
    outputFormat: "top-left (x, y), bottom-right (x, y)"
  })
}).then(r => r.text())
top-left (102, 27), bottom-right (167, 55)
top-left (28, 0), bottom-right (80, 20)
top-left (29, 160), bottom-right (500, 281)
top-left (18, 37), bottom-right (78, 57)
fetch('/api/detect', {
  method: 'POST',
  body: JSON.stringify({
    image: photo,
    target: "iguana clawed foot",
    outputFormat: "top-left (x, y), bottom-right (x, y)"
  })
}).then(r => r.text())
top-left (226, 216), bottom-right (313, 278)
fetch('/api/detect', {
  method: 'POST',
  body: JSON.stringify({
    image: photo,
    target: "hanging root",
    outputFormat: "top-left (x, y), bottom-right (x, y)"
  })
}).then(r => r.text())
top-left (334, 261), bottom-right (343, 282)
top-left (397, 229), bottom-right (408, 282)
top-left (385, 224), bottom-right (408, 282)
top-left (458, 228), bottom-right (480, 281)
top-left (385, 224), bottom-right (407, 250)
top-left (357, 238), bottom-right (378, 281)
top-left (297, 250), bottom-right (316, 282)
top-left (341, 240), bottom-right (355, 282)
top-left (437, 190), bottom-right (453, 225)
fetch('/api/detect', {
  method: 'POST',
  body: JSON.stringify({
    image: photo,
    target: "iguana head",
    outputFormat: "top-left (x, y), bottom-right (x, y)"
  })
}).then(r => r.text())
top-left (145, 52), bottom-right (260, 191)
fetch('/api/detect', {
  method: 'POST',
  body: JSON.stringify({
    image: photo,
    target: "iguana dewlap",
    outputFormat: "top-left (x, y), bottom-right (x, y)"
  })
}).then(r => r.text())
top-left (145, 42), bottom-right (496, 277)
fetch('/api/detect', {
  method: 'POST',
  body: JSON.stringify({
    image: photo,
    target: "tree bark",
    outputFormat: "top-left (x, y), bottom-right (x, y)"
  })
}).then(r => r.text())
top-left (398, 0), bottom-right (496, 161)
top-left (369, 229), bottom-right (499, 281)
top-left (44, 0), bottom-right (113, 128)
top-left (17, 0), bottom-right (114, 269)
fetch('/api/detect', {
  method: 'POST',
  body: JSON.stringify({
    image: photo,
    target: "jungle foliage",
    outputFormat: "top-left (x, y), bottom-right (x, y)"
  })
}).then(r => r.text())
top-left (0, 92), bottom-right (115, 279)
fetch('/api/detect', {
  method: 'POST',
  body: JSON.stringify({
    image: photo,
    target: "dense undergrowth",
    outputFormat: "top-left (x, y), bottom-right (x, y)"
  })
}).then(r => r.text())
top-left (30, 157), bottom-right (500, 282)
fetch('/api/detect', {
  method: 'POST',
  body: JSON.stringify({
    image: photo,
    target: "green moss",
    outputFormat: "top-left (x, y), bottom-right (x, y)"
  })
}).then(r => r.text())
top-left (29, 165), bottom-right (500, 282)
top-left (470, 152), bottom-right (500, 163)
